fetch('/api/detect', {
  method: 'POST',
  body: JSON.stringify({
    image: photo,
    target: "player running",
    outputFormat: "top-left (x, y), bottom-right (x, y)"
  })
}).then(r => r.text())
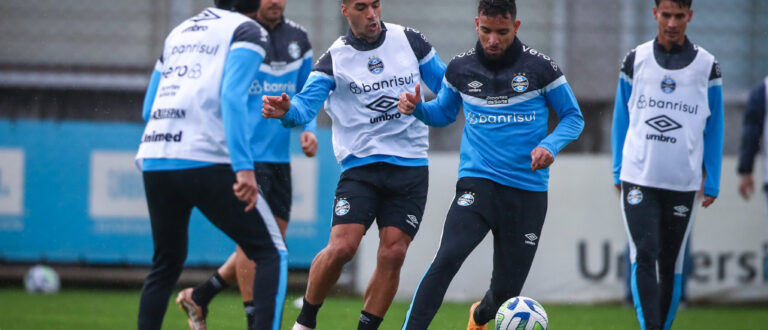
top-left (174, 0), bottom-right (317, 328)
top-left (262, 0), bottom-right (446, 328)
top-left (136, 1), bottom-right (288, 329)
top-left (611, 0), bottom-right (724, 329)
top-left (397, 1), bottom-right (584, 329)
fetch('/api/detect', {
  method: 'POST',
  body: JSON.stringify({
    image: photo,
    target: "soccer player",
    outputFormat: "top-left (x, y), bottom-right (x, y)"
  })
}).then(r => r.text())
top-left (611, 0), bottom-right (724, 329)
top-left (174, 0), bottom-right (317, 328)
top-left (397, 1), bottom-right (584, 329)
top-left (261, 0), bottom-right (446, 328)
top-left (737, 77), bottom-right (768, 279)
top-left (136, 1), bottom-right (288, 330)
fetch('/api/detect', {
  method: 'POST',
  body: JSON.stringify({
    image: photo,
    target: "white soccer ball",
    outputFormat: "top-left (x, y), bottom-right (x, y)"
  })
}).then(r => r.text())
top-left (495, 296), bottom-right (548, 330)
top-left (24, 265), bottom-right (60, 293)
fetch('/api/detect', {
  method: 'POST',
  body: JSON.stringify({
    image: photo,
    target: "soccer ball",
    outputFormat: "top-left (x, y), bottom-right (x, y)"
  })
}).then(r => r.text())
top-left (24, 265), bottom-right (60, 293)
top-left (495, 296), bottom-right (548, 330)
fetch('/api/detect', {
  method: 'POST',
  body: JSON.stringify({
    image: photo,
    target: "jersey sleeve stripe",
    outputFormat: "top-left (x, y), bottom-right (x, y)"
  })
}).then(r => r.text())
top-left (708, 77), bottom-right (723, 88)
top-left (619, 72), bottom-right (632, 85)
top-left (154, 59), bottom-right (163, 72)
top-left (444, 77), bottom-right (459, 93)
top-left (308, 71), bottom-right (333, 82)
top-left (302, 49), bottom-right (314, 60)
top-left (419, 48), bottom-right (437, 66)
top-left (230, 41), bottom-right (266, 58)
top-left (542, 75), bottom-right (568, 94)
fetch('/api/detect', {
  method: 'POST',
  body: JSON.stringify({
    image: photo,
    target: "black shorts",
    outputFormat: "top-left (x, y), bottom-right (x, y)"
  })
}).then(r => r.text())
top-left (254, 162), bottom-right (292, 221)
top-left (331, 162), bottom-right (428, 238)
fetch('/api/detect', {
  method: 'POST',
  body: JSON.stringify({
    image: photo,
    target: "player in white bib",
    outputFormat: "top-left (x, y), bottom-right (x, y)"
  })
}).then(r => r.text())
top-left (611, 1), bottom-right (724, 329)
top-left (135, 1), bottom-right (287, 329)
top-left (262, 1), bottom-right (446, 328)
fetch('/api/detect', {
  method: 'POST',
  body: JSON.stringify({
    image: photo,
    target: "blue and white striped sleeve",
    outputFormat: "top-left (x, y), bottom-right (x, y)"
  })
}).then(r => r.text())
top-left (297, 47), bottom-right (317, 133)
top-left (702, 61), bottom-right (724, 197)
top-left (413, 77), bottom-right (462, 127)
top-left (541, 76), bottom-right (584, 158)
top-left (221, 21), bottom-right (268, 171)
top-left (611, 50), bottom-right (635, 185)
top-left (281, 50), bottom-right (335, 128)
top-left (142, 57), bottom-right (163, 122)
top-left (404, 27), bottom-right (446, 94)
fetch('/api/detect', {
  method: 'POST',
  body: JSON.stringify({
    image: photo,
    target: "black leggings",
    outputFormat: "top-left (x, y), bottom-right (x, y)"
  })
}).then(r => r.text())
top-left (402, 177), bottom-right (547, 329)
top-left (137, 165), bottom-right (287, 330)
top-left (622, 181), bottom-right (696, 330)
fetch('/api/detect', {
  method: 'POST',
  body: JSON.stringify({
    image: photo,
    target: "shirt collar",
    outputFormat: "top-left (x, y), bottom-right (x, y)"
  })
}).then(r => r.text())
top-left (653, 36), bottom-right (693, 54)
top-left (343, 21), bottom-right (388, 51)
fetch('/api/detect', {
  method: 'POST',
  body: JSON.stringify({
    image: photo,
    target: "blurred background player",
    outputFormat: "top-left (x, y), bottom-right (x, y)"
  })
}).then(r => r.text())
top-left (174, 0), bottom-right (317, 328)
top-left (262, 0), bottom-right (446, 328)
top-left (397, 1), bottom-right (583, 328)
top-left (611, 0), bottom-right (724, 329)
top-left (737, 76), bottom-right (768, 280)
top-left (135, 0), bottom-right (289, 329)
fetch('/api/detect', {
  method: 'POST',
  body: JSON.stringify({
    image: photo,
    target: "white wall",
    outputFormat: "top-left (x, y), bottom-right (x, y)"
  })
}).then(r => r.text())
top-left (354, 154), bottom-right (768, 303)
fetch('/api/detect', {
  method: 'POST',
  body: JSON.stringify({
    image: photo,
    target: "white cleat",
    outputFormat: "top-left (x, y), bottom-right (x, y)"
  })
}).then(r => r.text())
top-left (175, 288), bottom-right (207, 330)
top-left (292, 321), bottom-right (315, 330)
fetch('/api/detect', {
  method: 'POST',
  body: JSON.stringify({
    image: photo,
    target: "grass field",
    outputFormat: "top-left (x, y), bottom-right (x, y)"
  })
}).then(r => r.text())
top-left (1, 288), bottom-right (767, 329)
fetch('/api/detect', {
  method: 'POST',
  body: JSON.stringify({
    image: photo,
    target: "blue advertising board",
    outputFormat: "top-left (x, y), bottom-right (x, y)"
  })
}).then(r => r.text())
top-left (0, 120), bottom-right (338, 268)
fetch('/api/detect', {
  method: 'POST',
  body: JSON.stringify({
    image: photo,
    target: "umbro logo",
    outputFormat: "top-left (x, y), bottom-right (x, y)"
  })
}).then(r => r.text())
top-left (673, 205), bottom-right (689, 217)
top-left (406, 215), bottom-right (419, 228)
top-left (468, 81), bottom-right (483, 93)
top-left (190, 9), bottom-right (221, 23)
top-left (365, 95), bottom-right (398, 113)
top-left (645, 115), bottom-right (682, 133)
top-left (524, 233), bottom-right (538, 246)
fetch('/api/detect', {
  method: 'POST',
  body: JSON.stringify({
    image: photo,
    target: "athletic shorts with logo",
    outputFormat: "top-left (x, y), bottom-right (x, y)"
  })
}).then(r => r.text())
top-left (254, 162), bottom-right (292, 221)
top-left (331, 162), bottom-right (428, 238)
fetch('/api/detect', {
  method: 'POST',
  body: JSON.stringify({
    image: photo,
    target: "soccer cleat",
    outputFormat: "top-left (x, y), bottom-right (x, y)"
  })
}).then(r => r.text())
top-left (291, 321), bottom-right (315, 330)
top-left (467, 301), bottom-right (487, 330)
top-left (175, 288), bottom-right (207, 330)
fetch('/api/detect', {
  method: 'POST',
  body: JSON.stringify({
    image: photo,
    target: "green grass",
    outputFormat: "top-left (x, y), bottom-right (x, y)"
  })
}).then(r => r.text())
top-left (0, 288), bottom-right (767, 329)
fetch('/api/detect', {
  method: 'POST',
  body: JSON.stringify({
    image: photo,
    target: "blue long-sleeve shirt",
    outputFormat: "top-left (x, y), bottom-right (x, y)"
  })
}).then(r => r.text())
top-left (612, 38), bottom-right (724, 197)
top-left (246, 18), bottom-right (317, 163)
top-left (415, 38), bottom-right (584, 191)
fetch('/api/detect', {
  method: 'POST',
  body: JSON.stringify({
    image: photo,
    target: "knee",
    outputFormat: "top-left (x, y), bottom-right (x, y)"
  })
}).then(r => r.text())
top-left (327, 241), bottom-right (358, 264)
top-left (378, 243), bottom-right (408, 268)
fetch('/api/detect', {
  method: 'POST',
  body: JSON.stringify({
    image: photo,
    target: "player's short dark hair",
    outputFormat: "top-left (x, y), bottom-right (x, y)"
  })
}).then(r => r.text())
top-left (214, 0), bottom-right (261, 13)
top-left (654, 0), bottom-right (692, 8)
top-left (478, 0), bottom-right (517, 19)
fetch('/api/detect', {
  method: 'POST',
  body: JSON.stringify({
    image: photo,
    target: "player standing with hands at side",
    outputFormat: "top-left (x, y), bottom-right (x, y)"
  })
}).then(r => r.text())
top-left (611, 0), bottom-right (724, 329)
top-left (174, 0), bottom-right (317, 328)
top-left (398, 1), bottom-right (584, 329)
top-left (136, 1), bottom-right (288, 329)
top-left (262, 0), bottom-right (446, 328)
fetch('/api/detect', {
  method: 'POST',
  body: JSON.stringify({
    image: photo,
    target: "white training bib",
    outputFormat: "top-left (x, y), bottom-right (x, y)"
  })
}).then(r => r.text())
top-left (620, 40), bottom-right (715, 191)
top-left (325, 23), bottom-right (428, 162)
top-left (136, 8), bottom-right (258, 164)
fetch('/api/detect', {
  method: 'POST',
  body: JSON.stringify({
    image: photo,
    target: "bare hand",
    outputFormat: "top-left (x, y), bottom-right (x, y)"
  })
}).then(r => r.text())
top-left (530, 147), bottom-right (554, 171)
top-left (614, 183), bottom-right (621, 193)
top-left (261, 93), bottom-right (291, 119)
top-left (738, 174), bottom-right (754, 200)
top-left (233, 170), bottom-right (258, 211)
top-left (398, 84), bottom-right (421, 115)
top-left (300, 131), bottom-right (318, 158)
top-left (701, 195), bottom-right (716, 208)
